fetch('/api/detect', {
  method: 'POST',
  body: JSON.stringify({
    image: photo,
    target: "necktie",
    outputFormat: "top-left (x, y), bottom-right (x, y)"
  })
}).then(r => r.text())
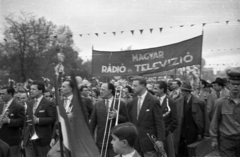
top-left (33, 99), bottom-right (38, 114)
top-left (105, 99), bottom-right (109, 111)
top-left (137, 96), bottom-right (142, 119)
top-left (159, 98), bottom-right (162, 106)
top-left (217, 91), bottom-right (220, 99)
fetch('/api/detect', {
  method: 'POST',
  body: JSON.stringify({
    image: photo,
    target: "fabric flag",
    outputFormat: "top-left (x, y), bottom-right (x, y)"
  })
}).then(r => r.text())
top-left (70, 72), bottom-right (100, 157)
top-left (130, 30), bottom-right (134, 35)
top-left (55, 82), bottom-right (72, 157)
top-left (150, 28), bottom-right (153, 33)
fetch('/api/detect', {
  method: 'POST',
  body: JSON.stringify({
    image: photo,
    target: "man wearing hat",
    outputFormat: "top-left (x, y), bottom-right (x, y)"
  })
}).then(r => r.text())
top-left (211, 77), bottom-right (230, 99)
top-left (208, 78), bottom-right (230, 120)
top-left (175, 82), bottom-right (209, 157)
top-left (210, 69), bottom-right (240, 157)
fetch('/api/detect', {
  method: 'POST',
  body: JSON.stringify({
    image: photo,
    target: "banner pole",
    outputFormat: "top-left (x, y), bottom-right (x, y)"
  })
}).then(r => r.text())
top-left (200, 28), bottom-right (204, 79)
top-left (54, 74), bottom-right (64, 157)
top-left (92, 45), bottom-right (94, 78)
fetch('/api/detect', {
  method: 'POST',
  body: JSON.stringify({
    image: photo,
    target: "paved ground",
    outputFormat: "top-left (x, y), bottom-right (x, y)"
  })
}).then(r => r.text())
top-left (205, 151), bottom-right (220, 157)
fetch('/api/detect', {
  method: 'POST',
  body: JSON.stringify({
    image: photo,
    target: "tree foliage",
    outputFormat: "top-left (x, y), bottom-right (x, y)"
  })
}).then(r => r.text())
top-left (0, 12), bottom-right (90, 83)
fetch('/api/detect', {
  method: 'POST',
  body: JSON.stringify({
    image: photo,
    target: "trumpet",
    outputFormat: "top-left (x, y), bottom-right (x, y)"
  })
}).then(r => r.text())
top-left (26, 114), bottom-right (39, 140)
top-left (0, 109), bottom-right (9, 128)
top-left (100, 86), bottom-right (123, 157)
top-left (147, 133), bottom-right (167, 157)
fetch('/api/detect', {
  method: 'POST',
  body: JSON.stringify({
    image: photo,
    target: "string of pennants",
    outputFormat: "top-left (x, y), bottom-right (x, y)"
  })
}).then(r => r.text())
top-left (79, 19), bottom-right (240, 37)
top-left (78, 47), bottom-right (240, 59)
top-left (206, 63), bottom-right (240, 66)
top-left (204, 48), bottom-right (240, 52)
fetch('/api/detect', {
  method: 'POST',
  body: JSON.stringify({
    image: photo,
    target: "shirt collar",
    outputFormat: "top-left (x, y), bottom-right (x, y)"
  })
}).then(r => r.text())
top-left (160, 94), bottom-right (166, 101)
top-left (36, 95), bottom-right (43, 103)
top-left (107, 96), bottom-right (113, 102)
top-left (66, 94), bottom-right (73, 101)
top-left (139, 90), bottom-right (148, 100)
top-left (122, 150), bottom-right (135, 157)
top-left (6, 98), bottom-right (14, 108)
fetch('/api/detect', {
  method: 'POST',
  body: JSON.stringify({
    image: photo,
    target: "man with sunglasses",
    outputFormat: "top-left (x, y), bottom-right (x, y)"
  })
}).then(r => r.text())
top-left (210, 69), bottom-right (240, 157)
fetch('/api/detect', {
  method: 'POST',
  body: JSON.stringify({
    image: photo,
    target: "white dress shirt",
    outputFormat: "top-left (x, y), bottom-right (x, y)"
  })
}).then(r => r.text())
top-left (106, 96), bottom-right (113, 108)
top-left (138, 90), bottom-right (148, 109)
top-left (159, 94), bottom-right (166, 106)
top-left (122, 150), bottom-right (135, 157)
top-left (64, 94), bottom-right (73, 112)
top-left (35, 95), bottom-right (43, 109)
top-left (3, 98), bottom-right (13, 113)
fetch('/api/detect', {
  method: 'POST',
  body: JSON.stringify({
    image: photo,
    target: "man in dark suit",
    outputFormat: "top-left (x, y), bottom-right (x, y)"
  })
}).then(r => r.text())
top-left (153, 81), bottom-right (178, 157)
top-left (80, 85), bottom-right (93, 117)
top-left (175, 82), bottom-right (209, 157)
top-left (127, 77), bottom-right (165, 157)
top-left (22, 81), bottom-right (56, 157)
top-left (90, 82), bottom-right (128, 157)
top-left (0, 86), bottom-right (25, 157)
top-left (0, 139), bottom-right (11, 157)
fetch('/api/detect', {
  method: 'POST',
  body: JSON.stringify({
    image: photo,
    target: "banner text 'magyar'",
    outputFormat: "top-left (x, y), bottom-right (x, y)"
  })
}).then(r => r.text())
top-left (92, 35), bottom-right (202, 76)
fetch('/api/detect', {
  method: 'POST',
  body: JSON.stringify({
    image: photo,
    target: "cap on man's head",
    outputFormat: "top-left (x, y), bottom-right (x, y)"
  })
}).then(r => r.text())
top-left (180, 82), bottom-right (192, 92)
top-left (226, 69), bottom-right (240, 81)
top-left (212, 78), bottom-right (225, 86)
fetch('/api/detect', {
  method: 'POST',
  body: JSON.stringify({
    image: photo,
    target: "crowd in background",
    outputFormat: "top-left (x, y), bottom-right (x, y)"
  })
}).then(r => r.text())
top-left (0, 69), bottom-right (240, 157)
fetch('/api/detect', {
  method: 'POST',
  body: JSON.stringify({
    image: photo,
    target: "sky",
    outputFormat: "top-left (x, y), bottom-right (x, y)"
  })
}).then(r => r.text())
top-left (0, 0), bottom-right (240, 69)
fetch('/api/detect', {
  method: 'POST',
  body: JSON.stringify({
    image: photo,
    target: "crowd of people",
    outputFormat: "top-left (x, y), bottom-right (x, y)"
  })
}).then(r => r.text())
top-left (0, 68), bottom-right (240, 157)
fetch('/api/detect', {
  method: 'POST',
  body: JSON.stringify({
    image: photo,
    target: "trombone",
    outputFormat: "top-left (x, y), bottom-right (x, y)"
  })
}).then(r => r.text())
top-left (100, 86), bottom-right (123, 157)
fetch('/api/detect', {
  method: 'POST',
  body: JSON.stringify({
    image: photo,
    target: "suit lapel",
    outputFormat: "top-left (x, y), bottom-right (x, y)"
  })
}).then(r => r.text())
top-left (138, 93), bottom-right (151, 123)
top-left (7, 100), bottom-right (15, 115)
top-left (34, 97), bottom-right (45, 116)
top-left (161, 97), bottom-right (167, 113)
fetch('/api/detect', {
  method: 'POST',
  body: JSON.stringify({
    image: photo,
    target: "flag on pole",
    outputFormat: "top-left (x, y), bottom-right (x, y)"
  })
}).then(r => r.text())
top-left (55, 82), bottom-right (72, 157)
top-left (70, 72), bottom-right (100, 157)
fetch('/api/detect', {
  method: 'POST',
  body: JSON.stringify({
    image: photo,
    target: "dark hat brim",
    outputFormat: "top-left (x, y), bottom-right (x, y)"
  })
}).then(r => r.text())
top-left (180, 87), bottom-right (192, 91)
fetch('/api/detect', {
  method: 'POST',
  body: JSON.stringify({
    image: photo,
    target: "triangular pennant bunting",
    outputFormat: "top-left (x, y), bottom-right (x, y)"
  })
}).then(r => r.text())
top-left (150, 28), bottom-right (153, 33)
top-left (78, 19), bottom-right (240, 38)
top-left (130, 30), bottom-right (134, 35)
